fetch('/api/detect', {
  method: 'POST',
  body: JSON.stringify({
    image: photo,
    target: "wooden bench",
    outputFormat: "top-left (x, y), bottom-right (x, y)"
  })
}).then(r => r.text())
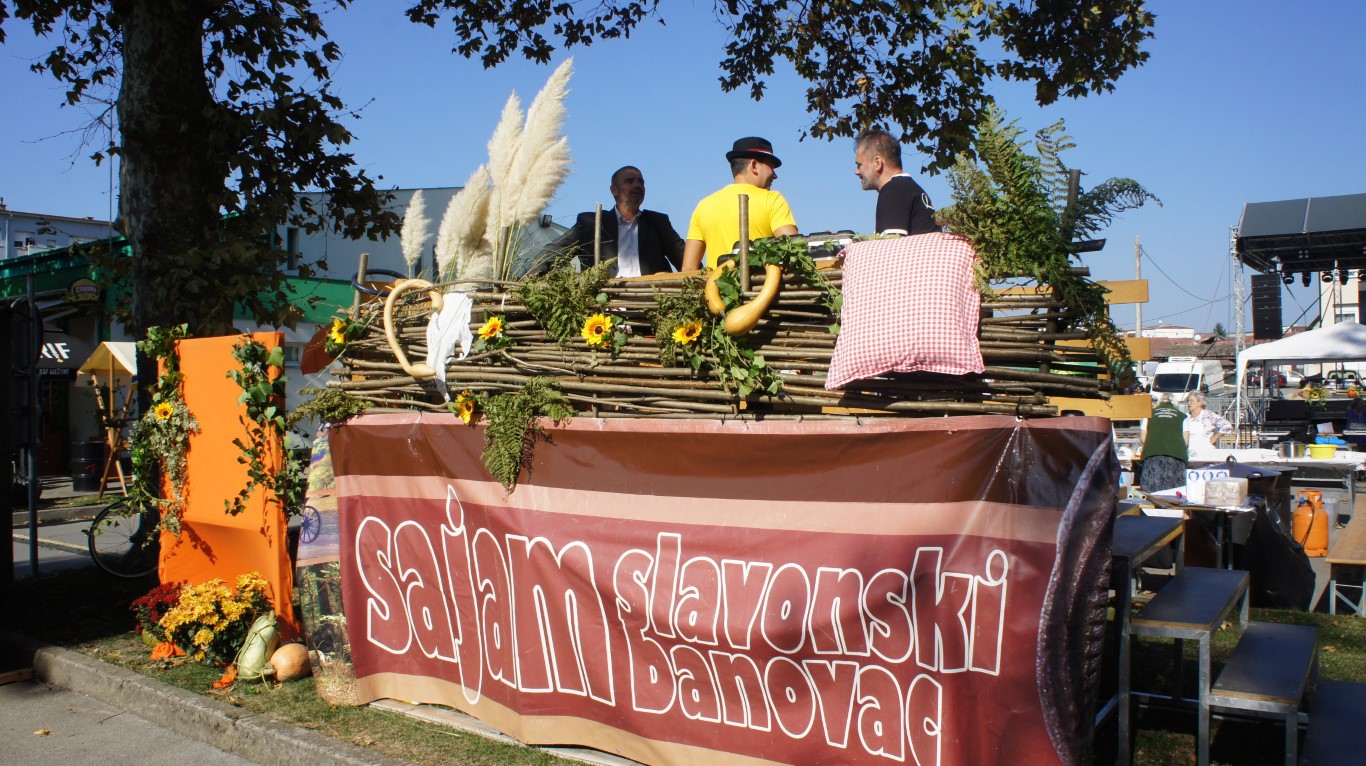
top-left (1208, 621), bottom-right (1318, 766)
top-left (1125, 567), bottom-right (1250, 766)
top-left (1300, 680), bottom-right (1366, 764)
top-left (1325, 520), bottom-right (1366, 615)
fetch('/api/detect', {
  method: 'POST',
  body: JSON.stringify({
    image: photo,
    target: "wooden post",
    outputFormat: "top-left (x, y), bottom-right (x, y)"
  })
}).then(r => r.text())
top-left (352, 252), bottom-right (369, 313)
top-left (739, 194), bottom-right (751, 292)
top-left (594, 203), bottom-right (603, 266)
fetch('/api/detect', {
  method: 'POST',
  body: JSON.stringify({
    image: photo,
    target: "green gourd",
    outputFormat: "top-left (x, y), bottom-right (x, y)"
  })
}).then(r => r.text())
top-left (234, 611), bottom-right (279, 681)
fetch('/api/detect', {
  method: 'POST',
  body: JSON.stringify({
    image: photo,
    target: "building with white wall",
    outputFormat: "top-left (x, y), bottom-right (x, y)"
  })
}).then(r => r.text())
top-left (1143, 324), bottom-right (1197, 340)
top-left (0, 202), bottom-right (113, 261)
top-left (284, 187), bottom-right (568, 282)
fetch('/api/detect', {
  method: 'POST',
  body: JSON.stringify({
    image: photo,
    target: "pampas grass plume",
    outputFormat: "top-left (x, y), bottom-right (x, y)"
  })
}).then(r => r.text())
top-left (502, 59), bottom-right (573, 228)
top-left (435, 165), bottom-right (492, 280)
top-left (400, 189), bottom-right (431, 273)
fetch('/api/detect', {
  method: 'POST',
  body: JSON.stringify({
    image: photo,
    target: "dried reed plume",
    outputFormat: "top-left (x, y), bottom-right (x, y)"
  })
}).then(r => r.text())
top-left (437, 60), bottom-right (575, 281)
top-left (436, 165), bottom-right (491, 280)
top-left (399, 189), bottom-right (431, 275)
top-left (499, 59), bottom-right (573, 229)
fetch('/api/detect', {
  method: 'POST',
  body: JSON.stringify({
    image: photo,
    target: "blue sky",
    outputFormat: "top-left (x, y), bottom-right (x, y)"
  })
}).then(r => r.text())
top-left (3, 1), bottom-right (1364, 333)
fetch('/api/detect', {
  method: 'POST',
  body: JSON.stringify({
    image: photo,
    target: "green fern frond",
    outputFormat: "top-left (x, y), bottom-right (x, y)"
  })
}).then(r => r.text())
top-left (937, 107), bottom-right (1157, 371)
top-left (1072, 178), bottom-right (1162, 240)
top-left (516, 257), bottom-right (616, 344)
top-left (479, 377), bottom-right (574, 492)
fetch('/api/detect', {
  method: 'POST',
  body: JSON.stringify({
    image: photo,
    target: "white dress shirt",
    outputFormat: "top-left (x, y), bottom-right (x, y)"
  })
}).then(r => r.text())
top-left (615, 210), bottom-right (641, 277)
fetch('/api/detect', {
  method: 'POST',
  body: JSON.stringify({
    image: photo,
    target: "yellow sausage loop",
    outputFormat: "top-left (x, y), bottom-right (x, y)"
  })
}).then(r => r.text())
top-left (723, 264), bottom-right (783, 336)
top-left (382, 278), bottom-right (444, 380)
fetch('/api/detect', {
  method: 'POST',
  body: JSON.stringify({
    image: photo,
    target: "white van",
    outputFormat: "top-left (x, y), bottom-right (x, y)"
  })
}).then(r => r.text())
top-left (1149, 357), bottom-right (1228, 400)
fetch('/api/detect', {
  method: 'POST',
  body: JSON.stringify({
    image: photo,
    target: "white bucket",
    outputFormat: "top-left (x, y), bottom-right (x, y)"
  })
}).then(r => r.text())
top-left (1320, 489), bottom-right (1348, 526)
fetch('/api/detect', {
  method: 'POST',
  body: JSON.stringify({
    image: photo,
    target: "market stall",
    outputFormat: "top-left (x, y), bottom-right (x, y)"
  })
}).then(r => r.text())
top-left (76, 341), bottom-right (137, 495)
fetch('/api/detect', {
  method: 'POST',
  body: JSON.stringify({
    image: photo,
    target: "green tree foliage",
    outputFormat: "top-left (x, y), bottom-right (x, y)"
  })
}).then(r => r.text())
top-left (406, 0), bottom-right (1155, 169)
top-left (0, 0), bottom-right (1154, 354)
top-left (0, 0), bottom-right (398, 346)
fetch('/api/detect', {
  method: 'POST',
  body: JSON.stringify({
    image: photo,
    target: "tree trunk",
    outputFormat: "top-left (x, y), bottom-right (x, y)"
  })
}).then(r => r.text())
top-left (116, 0), bottom-right (228, 338)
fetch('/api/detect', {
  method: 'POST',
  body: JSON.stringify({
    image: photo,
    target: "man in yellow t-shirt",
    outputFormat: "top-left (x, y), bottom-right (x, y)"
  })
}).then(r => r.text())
top-left (681, 137), bottom-right (799, 271)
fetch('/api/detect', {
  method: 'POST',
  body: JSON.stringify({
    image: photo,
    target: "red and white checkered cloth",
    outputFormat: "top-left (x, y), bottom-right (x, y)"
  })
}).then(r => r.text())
top-left (825, 233), bottom-right (984, 390)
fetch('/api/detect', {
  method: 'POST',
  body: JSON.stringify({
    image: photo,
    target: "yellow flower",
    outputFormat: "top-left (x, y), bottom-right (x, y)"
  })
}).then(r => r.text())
top-left (154, 402), bottom-right (175, 420)
top-left (193, 628), bottom-right (214, 648)
top-left (329, 318), bottom-right (346, 346)
top-left (671, 320), bottom-right (703, 346)
top-left (581, 314), bottom-right (613, 347)
top-left (477, 316), bottom-right (505, 340)
top-left (455, 392), bottom-right (477, 425)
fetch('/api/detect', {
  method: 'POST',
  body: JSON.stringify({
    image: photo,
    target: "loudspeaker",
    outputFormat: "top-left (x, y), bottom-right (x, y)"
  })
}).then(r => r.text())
top-left (1251, 274), bottom-right (1283, 340)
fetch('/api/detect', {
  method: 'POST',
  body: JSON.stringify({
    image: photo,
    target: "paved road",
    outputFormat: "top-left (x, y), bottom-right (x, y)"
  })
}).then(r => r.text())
top-left (0, 679), bottom-right (257, 766)
top-left (12, 519), bottom-right (99, 579)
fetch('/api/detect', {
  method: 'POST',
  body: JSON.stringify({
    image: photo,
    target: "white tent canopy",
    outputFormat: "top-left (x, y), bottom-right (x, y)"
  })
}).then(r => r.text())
top-left (1236, 321), bottom-right (1366, 383)
top-left (1234, 322), bottom-right (1366, 435)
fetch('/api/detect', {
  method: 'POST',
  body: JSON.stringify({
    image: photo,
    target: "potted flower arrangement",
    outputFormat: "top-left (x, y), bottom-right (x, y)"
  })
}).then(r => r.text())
top-left (130, 582), bottom-right (183, 647)
top-left (1301, 384), bottom-right (1328, 408)
top-left (157, 572), bottom-right (273, 665)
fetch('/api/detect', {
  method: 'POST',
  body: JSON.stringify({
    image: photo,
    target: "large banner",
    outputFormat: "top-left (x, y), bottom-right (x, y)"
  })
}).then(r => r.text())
top-left (325, 414), bottom-right (1115, 766)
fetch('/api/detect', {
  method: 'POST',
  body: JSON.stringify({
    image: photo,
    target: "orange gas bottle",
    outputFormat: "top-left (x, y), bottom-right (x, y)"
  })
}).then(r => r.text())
top-left (1294, 491), bottom-right (1330, 557)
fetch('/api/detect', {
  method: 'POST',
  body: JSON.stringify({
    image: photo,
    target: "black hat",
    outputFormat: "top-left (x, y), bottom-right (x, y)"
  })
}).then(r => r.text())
top-left (725, 136), bottom-right (782, 168)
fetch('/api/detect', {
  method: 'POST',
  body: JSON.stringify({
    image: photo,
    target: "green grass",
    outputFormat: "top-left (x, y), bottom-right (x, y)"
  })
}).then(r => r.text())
top-left (79, 635), bottom-right (567, 765)
top-left (1, 566), bottom-right (570, 765)
top-left (4, 565), bottom-right (1365, 766)
top-left (1100, 609), bottom-right (1366, 766)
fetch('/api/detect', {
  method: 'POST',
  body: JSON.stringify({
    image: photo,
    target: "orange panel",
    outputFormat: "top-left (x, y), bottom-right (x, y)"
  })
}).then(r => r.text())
top-left (158, 333), bottom-right (296, 638)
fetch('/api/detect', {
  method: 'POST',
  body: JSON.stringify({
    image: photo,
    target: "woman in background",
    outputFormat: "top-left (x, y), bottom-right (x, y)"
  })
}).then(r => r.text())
top-left (1139, 393), bottom-right (1189, 491)
top-left (1183, 390), bottom-right (1233, 458)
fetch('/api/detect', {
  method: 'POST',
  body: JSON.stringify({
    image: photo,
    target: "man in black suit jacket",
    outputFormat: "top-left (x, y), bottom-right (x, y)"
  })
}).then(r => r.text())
top-left (548, 166), bottom-right (685, 276)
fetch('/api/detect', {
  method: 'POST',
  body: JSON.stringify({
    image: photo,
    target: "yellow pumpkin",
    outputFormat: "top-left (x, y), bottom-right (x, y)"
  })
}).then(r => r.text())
top-left (270, 643), bottom-right (312, 681)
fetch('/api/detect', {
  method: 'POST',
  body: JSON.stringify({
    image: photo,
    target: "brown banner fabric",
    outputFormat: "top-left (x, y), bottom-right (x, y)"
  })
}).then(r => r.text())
top-left (325, 414), bottom-right (1116, 766)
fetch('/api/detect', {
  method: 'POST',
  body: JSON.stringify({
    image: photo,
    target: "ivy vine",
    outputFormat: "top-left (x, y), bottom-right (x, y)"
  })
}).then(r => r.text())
top-left (127, 324), bottom-right (199, 536)
top-left (653, 238), bottom-right (841, 398)
top-left (225, 338), bottom-right (305, 518)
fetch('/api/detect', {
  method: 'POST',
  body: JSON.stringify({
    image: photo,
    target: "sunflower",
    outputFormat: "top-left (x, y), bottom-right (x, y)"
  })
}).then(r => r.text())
top-left (154, 402), bottom-right (175, 420)
top-left (329, 317), bottom-right (346, 346)
top-left (581, 314), bottom-right (613, 347)
top-left (671, 320), bottom-right (703, 346)
top-left (454, 391), bottom-right (477, 424)
top-left (477, 316), bottom-right (505, 340)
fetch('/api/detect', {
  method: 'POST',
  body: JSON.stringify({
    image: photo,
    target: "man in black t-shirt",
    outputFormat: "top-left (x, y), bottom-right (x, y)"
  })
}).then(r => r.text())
top-left (853, 129), bottom-right (941, 236)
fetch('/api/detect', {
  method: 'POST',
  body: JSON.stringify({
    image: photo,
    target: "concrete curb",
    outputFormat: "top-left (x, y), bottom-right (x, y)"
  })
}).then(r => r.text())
top-left (12, 504), bottom-right (106, 527)
top-left (0, 630), bottom-right (412, 766)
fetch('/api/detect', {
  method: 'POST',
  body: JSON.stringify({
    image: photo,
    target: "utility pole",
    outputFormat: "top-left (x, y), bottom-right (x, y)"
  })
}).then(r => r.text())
top-left (1231, 226), bottom-right (1244, 360)
top-left (1231, 226), bottom-right (1247, 445)
top-left (1134, 236), bottom-right (1142, 338)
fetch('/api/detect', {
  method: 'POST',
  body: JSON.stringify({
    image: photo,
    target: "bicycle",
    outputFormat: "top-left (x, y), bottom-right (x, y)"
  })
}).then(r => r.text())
top-left (86, 496), bottom-right (160, 578)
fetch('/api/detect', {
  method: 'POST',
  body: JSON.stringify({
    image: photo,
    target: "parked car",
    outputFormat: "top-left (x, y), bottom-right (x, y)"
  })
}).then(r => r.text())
top-left (1325, 370), bottom-right (1361, 388)
top-left (1245, 369), bottom-right (1287, 388)
top-left (1283, 369), bottom-right (1304, 387)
